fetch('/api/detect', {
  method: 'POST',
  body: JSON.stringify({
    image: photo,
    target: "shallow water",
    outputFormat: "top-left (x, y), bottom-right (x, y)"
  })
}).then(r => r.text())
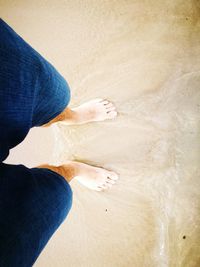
top-left (3, 0), bottom-right (200, 266)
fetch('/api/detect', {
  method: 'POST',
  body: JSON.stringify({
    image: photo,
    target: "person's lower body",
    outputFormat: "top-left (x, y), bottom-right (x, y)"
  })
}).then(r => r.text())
top-left (0, 163), bottom-right (73, 267)
top-left (0, 18), bottom-right (74, 267)
top-left (0, 18), bottom-right (119, 267)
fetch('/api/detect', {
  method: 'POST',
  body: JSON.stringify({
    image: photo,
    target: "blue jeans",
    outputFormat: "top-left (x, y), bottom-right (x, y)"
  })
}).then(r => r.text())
top-left (0, 18), bottom-right (73, 266)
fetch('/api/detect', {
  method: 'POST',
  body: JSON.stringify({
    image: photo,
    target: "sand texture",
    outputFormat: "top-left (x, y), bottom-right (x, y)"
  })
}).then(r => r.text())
top-left (3, 1), bottom-right (200, 266)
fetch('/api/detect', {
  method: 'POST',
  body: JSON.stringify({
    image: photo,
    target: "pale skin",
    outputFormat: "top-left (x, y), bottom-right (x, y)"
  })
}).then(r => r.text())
top-left (37, 98), bottom-right (119, 192)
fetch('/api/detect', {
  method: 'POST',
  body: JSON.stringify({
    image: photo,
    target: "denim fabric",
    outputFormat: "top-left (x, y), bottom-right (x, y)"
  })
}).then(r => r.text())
top-left (0, 18), bottom-right (73, 267)
top-left (0, 18), bottom-right (71, 162)
top-left (0, 164), bottom-right (73, 267)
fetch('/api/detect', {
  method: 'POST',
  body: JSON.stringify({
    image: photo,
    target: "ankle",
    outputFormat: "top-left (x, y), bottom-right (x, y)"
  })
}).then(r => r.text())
top-left (59, 161), bottom-right (81, 182)
top-left (37, 162), bottom-right (78, 183)
top-left (63, 108), bottom-right (79, 123)
top-left (41, 108), bottom-right (78, 127)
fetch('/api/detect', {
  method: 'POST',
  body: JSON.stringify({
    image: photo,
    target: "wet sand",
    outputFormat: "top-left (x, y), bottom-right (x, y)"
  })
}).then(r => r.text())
top-left (3, 1), bottom-right (200, 266)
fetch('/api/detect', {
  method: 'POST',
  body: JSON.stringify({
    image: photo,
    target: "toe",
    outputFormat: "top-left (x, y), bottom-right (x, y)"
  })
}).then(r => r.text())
top-left (105, 103), bottom-right (114, 108)
top-left (106, 180), bottom-right (113, 186)
top-left (107, 180), bottom-right (115, 185)
top-left (107, 111), bottom-right (118, 118)
top-left (109, 172), bottom-right (119, 180)
top-left (106, 107), bottom-right (116, 113)
top-left (101, 100), bottom-right (109, 105)
top-left (99, 184), bottom-right (107, 190)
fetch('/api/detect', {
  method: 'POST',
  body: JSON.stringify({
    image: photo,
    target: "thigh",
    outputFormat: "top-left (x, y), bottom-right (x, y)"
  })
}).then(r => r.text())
top-left (0, 18), bottom-right (71, 162)
top-left (0, 163), bottom-right (73, 267)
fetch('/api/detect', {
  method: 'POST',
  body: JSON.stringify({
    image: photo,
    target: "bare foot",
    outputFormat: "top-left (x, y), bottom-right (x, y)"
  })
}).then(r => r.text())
top-left (61, 98), bottom-right (118, 125)
top-left (64, 161), bottom-right (119, 191)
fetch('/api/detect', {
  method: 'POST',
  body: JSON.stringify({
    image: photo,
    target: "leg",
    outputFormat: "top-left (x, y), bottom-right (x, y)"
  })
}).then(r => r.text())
top-left (42, 98), bottom-right (118, 127)
top-left (42, 107), bottom-right (77, 127)
top-left (0, 163), bottom-right (73, 267)
top-left (37, 160), bottom-right (119, 192)
top-left (0, 18), bottom-right (71, 160)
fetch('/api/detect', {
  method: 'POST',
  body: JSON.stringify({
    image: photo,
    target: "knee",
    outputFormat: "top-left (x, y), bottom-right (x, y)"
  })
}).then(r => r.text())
top-left (31, 168), bottom-right (73, 227)
top-left (45, 172), bottom-right (73, 225)
top-left (54, 77), bottom-right (71, 113)
top-left (54, 176), bottom-right (73, 223)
